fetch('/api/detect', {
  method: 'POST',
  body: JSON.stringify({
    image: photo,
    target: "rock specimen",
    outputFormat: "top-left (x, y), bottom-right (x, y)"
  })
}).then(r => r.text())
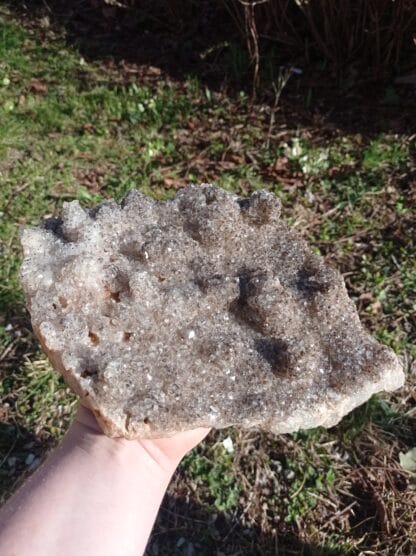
top-left (20, 185), bottom-right (404, 438)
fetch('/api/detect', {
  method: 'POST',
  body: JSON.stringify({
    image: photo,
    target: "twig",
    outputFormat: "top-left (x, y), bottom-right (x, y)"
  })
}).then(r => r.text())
top-left (240, 0), bottom-right (261, 100)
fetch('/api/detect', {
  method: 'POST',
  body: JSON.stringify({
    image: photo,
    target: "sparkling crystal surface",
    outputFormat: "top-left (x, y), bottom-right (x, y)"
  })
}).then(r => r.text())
top-left (20, 185), bottom-right (404, 438)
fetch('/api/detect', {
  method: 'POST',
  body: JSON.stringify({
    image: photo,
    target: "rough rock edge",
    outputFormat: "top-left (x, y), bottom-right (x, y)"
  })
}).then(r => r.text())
top-left (34, 306), bottom-right (405, 440)
top-left (23, 186), bottom-right (405, 439)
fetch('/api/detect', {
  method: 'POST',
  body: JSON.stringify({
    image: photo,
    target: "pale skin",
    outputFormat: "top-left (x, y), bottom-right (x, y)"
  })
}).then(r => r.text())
top-left (0, 405), bottom-right (210, 556)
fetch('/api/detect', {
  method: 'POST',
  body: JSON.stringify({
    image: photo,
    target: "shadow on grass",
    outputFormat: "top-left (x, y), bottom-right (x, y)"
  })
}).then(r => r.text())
top-left (149, 493), bottom-right (348, 556)
top-left (0, 421), bottom-right (347, 555)
top-left (4, 0), bottom-right (232, 88)
top-left (0, 419), bottom-right (55, 505)
top-left (0, 429), bottom-right (348, 556)
top-left (4, 0), bottom-right (416, 136)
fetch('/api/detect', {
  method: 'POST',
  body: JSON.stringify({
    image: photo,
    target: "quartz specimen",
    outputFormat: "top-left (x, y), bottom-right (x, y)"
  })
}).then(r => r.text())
top-left (20, 185), bottom-right (404, 438)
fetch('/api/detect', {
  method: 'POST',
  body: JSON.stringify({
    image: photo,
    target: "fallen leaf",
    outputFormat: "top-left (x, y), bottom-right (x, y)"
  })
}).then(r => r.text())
top-left (77, 152), bottom-right (95, 161)
top-left (29, 78), bottom-right (48, 94)
top-left (73, 167), bottom-right (105, 193)
top-left (49, 183), bottom-right (79, 200)
top-left (399, 448), bottom-right (416, 473)
top-left (359, 292), bottom-right (374, 302)
top-left (370, 300), bottom-right (383, 314)
top-left (162, 177), bottom-right (186, 189)
top-left (227, 153), bottom-right (244, 164)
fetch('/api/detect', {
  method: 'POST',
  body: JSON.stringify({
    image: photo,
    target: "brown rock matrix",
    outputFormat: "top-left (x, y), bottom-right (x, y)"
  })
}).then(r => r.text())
top-left (20, 185), bottom-right (404, 438)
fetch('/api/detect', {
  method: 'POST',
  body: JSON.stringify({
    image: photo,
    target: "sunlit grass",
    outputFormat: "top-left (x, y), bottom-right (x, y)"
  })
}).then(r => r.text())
top-left (0, 9), bottom-right (415, 553)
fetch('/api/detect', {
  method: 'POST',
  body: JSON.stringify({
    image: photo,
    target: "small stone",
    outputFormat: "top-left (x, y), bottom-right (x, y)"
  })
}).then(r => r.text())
top-left (20, 185), bottom-right (404, 438)
top-left (25, 453), bottom-right (35, 466)
top-left (284, 469), bottom-right (295, 481)
top-left (272, 460), bottom-right (283, 473)
top-left (28, 457), bottom-right (41, 472)
top-left (222, 436), bottom-right (234, 454)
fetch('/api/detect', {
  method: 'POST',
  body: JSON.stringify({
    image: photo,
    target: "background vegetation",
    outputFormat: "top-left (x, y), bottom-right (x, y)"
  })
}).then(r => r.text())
top-left (0, 1), bottom-right (415, 554)
top-left (102, 0), bottom-right (416, 90)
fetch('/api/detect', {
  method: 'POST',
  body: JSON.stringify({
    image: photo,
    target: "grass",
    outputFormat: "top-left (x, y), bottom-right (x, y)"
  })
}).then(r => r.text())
top-left (0, 6), bottom-right (415, 555)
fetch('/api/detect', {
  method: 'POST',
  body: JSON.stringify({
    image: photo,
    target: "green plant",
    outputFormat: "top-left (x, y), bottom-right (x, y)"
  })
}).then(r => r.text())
top-left (181, 443), bottom-right (241, 511)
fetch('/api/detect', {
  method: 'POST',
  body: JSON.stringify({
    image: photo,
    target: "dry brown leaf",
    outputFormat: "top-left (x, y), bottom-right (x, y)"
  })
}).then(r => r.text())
top-left (29, 78), bottom-right (48, 94)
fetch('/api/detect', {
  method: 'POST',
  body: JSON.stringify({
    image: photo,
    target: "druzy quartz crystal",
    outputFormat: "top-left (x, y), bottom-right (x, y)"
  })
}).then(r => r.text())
top-left (20, 185), bottom-right (404, 438)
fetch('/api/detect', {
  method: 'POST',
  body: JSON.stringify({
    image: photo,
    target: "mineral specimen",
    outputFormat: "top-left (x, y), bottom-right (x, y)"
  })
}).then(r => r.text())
top-left (20, 185), bottom-right (404, 438)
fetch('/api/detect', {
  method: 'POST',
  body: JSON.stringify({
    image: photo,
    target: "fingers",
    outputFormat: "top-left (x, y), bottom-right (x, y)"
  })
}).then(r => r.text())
top-left (74, 403), bottom-right (212, 465)
top-left (149, 427), bottom-right (212, 463)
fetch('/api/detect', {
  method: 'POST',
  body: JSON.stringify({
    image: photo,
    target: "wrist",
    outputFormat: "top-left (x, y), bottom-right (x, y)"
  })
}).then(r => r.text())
top-left (64, 406), bottom-right (180, 478)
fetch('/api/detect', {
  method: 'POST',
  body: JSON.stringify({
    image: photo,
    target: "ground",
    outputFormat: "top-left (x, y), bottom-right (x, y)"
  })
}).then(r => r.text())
top-left (0, 3), bottom-right (415, 555)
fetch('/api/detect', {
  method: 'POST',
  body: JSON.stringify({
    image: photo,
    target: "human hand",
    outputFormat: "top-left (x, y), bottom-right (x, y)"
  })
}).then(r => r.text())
top-left (0, 403), bottom-right (210, 556)
top-left (73, 404), bottom-right (211, 473)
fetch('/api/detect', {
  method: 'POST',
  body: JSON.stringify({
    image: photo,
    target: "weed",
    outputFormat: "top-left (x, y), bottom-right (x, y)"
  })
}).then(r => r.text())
top-left (182, 439), bottom-right (241, 512)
